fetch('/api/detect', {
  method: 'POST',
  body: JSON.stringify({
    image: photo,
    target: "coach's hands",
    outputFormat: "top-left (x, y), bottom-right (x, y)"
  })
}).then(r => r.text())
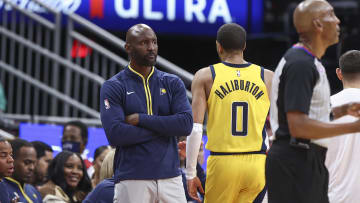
top-left (125, 113), bottom-right (139, 125)
top-left (187, 177), bottom-right (204, 203)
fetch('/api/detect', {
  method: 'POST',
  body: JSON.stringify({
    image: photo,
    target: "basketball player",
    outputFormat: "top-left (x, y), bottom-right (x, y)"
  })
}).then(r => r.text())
top-left (186, 23), bottom-right (273, 203)
top-left (325, 50), bottom-right (360, 203)
top-left (268, 1), bottom-right (360, 203)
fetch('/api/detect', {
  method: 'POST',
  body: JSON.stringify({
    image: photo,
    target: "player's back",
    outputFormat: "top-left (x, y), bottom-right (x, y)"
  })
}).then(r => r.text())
top-left (206, 62), bottom-right (270, 153)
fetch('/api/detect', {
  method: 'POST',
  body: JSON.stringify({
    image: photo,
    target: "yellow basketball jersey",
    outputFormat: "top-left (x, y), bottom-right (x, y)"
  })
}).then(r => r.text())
top-left (206, 62), bottom-right (270, 152)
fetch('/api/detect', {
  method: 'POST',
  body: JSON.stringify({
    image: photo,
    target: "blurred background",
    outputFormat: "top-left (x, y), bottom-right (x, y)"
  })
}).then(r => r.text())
top-left (0, 0), bottom-right (359, 162)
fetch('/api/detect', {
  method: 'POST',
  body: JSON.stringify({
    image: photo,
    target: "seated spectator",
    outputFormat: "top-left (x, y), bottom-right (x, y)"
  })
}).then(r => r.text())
top-left (178, 137), bottom-right (187, 168)
top-left (38, 151), bottom-right (92, 203)
top-left (99, 149), bottom-right (115, 181)
top-left (62, 121), bottom-right (94, 177)
top-left (3, 138), bottom-right (42, 202)
top-left (0, 137), bottom-right (14, 202)
top-left (84, 149), bottom-right (115, 203)
top-left (91, 145), bottom-right (111, 187)
top-left (31, 141), bottom-right (53, 187)
top-left (178, 140), bottom-right (206, 203)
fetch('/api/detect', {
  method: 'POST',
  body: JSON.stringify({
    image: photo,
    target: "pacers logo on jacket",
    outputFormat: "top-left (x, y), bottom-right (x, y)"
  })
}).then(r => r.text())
top-left (160, 88), bottom-right (167, 95)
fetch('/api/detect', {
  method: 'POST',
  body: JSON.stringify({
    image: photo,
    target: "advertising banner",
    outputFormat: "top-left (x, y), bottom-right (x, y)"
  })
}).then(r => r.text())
top-left (0, 0), bottom-right (263, 36)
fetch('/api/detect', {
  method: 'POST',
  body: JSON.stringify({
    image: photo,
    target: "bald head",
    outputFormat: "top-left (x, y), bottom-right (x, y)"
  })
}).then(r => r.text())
top-left (125, 24), bottom-right (158, 67)
top-left (293, 0), bottom-right (331, 34)
top-left (126, 24), bottom-right (155, 44)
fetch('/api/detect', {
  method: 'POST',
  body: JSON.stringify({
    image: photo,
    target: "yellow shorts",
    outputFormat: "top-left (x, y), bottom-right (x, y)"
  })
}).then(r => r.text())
top-left (204, 153), bottom-right (266, 203)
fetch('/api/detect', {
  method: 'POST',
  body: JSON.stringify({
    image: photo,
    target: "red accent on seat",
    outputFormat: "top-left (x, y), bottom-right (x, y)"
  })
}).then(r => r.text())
top-left (71, 40), bottom-right (92, 58)
top-left (84, 159), bottom-right (93, 169)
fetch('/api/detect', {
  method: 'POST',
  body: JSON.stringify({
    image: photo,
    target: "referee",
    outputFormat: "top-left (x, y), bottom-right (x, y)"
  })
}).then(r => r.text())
top-left (267, 1), bottom-right (360, 203)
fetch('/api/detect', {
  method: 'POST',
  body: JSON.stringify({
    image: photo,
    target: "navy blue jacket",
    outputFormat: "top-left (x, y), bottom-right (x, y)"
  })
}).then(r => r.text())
top-left (3, 177), bottom-right (42, 203)
top-left (100, 66), bottom-right (193, 182)
top-left (0, 180), bottom-right (11, 203)
top-left (83, 178), bottom-right (114, 203)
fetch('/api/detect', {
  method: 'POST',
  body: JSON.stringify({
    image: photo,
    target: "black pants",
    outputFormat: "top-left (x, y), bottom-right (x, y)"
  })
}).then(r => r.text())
top-left (266, 139), bottom-right (329, 203)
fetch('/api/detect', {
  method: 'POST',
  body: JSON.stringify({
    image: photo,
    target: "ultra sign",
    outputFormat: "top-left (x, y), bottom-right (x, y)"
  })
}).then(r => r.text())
top-left (0, 0), bottom-right (263, 35)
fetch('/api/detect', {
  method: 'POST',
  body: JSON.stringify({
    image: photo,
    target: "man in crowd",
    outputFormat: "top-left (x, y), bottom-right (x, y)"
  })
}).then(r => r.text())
top-left (62, 120), bottom-right (93, 176)
top-left (31, 141), bottom-right (53, 187)
top-left (3, 138), bottom-right (42, 202)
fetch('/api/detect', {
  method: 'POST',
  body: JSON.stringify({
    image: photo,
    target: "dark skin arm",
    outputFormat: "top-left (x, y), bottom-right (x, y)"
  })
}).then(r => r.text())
top-left (332, 102), bottom-right (360, 119)
top-left (186, 67), bottom-right (210, 203)
top-left (287, 103), bottom-right (360, 139)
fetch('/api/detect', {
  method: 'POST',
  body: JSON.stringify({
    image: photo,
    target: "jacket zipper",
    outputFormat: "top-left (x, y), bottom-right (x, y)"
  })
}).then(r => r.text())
top-left (128, 66), bottom-right (153, 115)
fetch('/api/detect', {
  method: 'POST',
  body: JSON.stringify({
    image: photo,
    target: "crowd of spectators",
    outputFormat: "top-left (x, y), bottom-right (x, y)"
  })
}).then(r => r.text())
top-left (0, 120), bottom-right (206, 203)
top-left (0, 120), bottom-right (112, 203)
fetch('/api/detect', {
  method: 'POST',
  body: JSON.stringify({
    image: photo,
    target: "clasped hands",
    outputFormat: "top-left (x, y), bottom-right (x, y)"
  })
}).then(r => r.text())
top-left (125, 113), bottom-right (139, 126)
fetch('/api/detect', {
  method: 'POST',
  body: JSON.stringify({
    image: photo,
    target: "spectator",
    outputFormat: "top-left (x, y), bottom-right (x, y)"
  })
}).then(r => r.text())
top-left (3, 138), bottom-right (42, 202)
top-left (84, 149), bottom-right (116, 203)
top-left (31, 141), bottom-right (53, 187)
top-left (178, 140), bottom-right (206, 203)
top-left (0, 137), bottom-right (14, 202)
top-left (38, 151), bottom-right (92, 203)
top-left (99, 149), bottom-right (116, 182)
top-left (91, 145), bottom-right (111, 187)
top-left (62, 120), bottom-right (93, 176)
top-left (178, 136), bottom-right (187, 168)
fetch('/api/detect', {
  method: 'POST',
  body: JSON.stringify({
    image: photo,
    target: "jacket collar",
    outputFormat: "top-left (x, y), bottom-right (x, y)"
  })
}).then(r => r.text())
top-left (5, 177), bottom-right (24, 189)
top-left (125, 65), bottom-right (156, 81)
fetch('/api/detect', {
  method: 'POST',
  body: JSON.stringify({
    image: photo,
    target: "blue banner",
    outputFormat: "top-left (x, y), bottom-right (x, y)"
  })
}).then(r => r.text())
top-left (0, 0), bottom-right (263, 36)
top-left (19, 123), bottom-right (109, 162)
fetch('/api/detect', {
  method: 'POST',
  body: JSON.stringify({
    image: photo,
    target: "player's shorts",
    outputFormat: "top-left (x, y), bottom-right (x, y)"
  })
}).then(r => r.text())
top-left (204, 152), bottom-right (266, 203)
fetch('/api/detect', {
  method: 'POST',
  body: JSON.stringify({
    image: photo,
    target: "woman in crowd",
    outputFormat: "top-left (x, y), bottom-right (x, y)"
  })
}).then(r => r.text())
top-left (91, 145), bottom-right (111, 187)
top-left (38, 151), bottom-right (92, 203)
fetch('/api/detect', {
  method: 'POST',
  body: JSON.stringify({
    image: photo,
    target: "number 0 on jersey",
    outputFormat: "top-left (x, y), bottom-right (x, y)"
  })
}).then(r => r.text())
top-left (232, 102), bottom-right (248, 136)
